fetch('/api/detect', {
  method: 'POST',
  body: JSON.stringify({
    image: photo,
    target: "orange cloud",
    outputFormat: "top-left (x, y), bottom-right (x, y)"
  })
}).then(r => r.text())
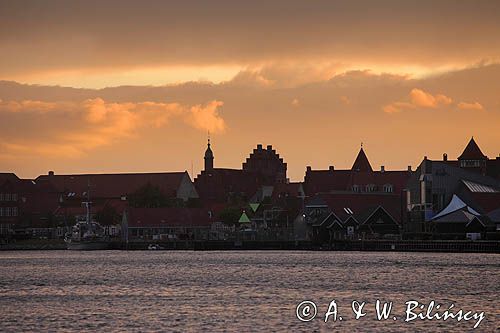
top-left (185, 100), bottom-right (226, 133)
top-left (457, 101), bottom-right (484, 111)
top-left (410, 88), bottom-right (453, 108)
top-left (384, 88), bottom-right (453, 113)
top-left (382, 102), bottom-right (415, 114)
top-left (0, 99), bottom-right (68, 113)
top-left (0, 98), bottom-right (225, 158)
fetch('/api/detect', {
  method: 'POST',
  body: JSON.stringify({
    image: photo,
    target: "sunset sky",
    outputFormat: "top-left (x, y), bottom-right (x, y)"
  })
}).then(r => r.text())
top-left (1, 0), bottom-right (499, 181)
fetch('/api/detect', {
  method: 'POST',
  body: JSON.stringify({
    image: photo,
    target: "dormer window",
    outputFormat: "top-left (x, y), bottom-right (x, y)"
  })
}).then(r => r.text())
top-left (365, 184), bottom-right (376, 192)
top-left (460, 160), bottom-right (482, 168)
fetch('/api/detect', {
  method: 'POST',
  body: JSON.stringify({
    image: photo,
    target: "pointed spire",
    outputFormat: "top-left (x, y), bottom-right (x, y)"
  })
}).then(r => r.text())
top-left (458, 137), bottom-right (487, 160)
top-left (351, 146), bottom-right (373, 172)
top-left (204, 134), bottom-right (214, 171)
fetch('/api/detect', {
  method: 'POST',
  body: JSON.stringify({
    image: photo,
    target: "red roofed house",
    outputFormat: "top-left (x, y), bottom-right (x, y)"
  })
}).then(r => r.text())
top-left (36, 170), bottom-right (198, 202)
top-left (0, 173), bottom-right (59, 239)
top-left (122, 206), bottom-right (216, 241)
top-left (406, 137), bottom-right (500, 239)
top-left (303, 146), bottom-right (411, 242)
top-left (28, 170), bottom-right (199, 239)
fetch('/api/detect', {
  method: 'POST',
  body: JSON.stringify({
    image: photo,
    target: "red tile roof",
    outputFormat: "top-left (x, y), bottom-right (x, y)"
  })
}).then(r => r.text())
top-left (194, 168), bottom-right (261, 202)
top-left (36, 172), bottom-right (188, 199)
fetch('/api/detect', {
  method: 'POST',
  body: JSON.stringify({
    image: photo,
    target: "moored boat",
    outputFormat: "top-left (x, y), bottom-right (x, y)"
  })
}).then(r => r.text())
top-left (64, 183), bottom-right (110, 250)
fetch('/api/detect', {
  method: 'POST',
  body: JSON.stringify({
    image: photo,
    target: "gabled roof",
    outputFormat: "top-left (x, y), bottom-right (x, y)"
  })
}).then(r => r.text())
top-left (354, 205), bottom-right (398, 226)
top-left (307, 192), bottom-right (402, 223)
top-left (352, 148), bottom-right (373, 172)
top-left (314, 211), bottom-right (342, 227)
top-left (458, 137), bottom-right (487, 160)
top-left (342, 215), bottom-right (359, 226)
top-left (431, 194), bottom-right (480, 221)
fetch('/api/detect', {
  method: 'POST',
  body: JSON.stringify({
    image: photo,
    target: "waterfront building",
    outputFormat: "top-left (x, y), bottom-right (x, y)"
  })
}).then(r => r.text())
top-left (430, 194), bottom-right (496, 240)
top-left (195, 140), bottom-right (289, 203)
top-left (443, 137), bottom-right (500, 179)
top-left (406, 138), bottom-right (500, 239)
top-left (303, 146), bottom-right (410, 243)
top-left (121, 206), bottom-right (217, 241)
top-left (0, 173), bottom-right (59, 238)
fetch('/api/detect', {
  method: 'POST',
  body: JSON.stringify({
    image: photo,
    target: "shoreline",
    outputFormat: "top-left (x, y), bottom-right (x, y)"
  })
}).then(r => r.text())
top-left (1, 239), bottom-right (499, 253)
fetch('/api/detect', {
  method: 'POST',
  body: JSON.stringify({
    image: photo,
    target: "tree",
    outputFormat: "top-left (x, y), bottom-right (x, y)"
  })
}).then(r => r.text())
top-left (95, 205), bottom-right (120, 225)
top-left (128, 183), bottom-right (169, 208)
top-left (219, 207), bottom-right (242, 226)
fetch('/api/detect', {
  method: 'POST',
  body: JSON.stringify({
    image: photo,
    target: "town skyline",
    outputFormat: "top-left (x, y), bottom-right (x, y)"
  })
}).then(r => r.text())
top-left (1, 133), bottom-right (498, 182)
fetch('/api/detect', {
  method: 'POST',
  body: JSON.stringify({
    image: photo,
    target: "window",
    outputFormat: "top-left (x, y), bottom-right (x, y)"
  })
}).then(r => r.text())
top-left (0, 193), bottom-right (3, 201)
top-left (0, 207), bottom-right (3, 216)
top-left (5, 193), bottom-right (11, 201)
top-left (365, 184), bottom-right (376, 192)
top-left (12, 207), bottom-right (18, 216)
top-left (460, 160), bottom-right (483, 168)
top-left (347, 226), bottom-right (354, 235)
top-left (383, 184), bottom-right (393, 193)
top-left (5, 207), bottom-right (11, 217)
top-left (12, 193), bottom-right (17, 201)
top-left (352, 185), bottom-right (360, 192)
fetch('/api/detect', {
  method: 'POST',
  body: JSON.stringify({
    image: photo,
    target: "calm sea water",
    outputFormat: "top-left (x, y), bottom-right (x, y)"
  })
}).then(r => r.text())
top-left (0, 251), bottom-right (498, 332)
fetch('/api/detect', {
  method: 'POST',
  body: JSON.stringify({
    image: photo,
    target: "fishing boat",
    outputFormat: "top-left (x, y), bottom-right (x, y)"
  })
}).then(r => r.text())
top-left (65, 185), bottom-right (109, 250)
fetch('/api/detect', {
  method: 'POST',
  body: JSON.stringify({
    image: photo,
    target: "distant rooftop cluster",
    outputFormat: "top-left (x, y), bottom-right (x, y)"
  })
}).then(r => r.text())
top-left (1, 137), bottom-right (500, 242)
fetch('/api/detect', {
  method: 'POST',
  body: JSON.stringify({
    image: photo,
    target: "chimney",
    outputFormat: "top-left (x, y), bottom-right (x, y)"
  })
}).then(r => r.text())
top-left (407, 165), bottom-right (412, 172)
top-left (48, 171), bottom-right (54, 176)
top-left (380, 166), bottom-right (385, 172)
top-left (329, 165), bottom-right (334, 171)
top-left (257, 144), bottom-right (263, 150)
top-left (306, 166), bottom-right (312, 172)
top-left (267, 144), bottom-right (272, 151)
top-left (443, 153), bottom-right (448, 161)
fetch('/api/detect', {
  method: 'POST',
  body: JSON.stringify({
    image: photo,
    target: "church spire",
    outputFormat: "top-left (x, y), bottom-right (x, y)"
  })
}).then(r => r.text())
top-left (204, 134), bottom-right (214, 171)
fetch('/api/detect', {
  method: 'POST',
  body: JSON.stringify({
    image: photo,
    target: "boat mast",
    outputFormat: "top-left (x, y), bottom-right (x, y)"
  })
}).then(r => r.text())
top-left (82, 179), bottom-right (92, 227)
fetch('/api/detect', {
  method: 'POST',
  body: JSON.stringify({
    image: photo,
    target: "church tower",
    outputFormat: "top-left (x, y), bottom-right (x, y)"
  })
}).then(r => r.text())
top-left (204, 137), bottom-right (214, 172)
